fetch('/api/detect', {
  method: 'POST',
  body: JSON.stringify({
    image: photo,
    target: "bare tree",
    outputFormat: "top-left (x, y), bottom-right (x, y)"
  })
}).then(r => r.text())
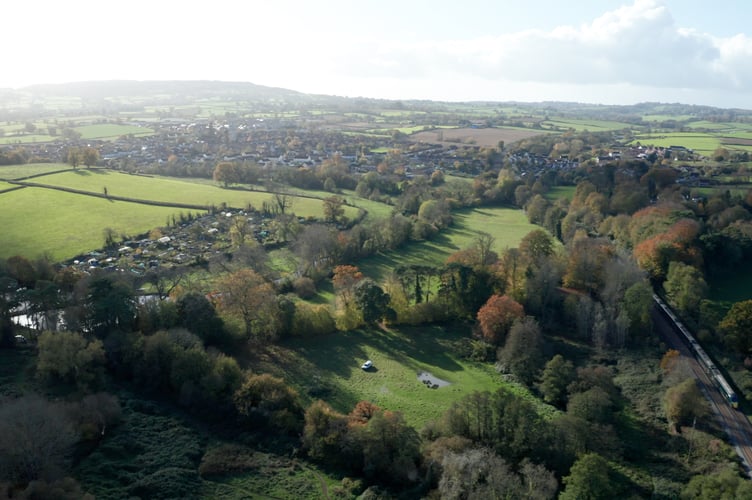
top-left (0, 395), bottom-right (78, 484)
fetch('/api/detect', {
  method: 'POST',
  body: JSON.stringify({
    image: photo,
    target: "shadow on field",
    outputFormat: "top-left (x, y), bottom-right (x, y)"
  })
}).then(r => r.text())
top-left (73, 168), bottom-right (110, 176)
top-left (365, 325), bottom-right (464, 373)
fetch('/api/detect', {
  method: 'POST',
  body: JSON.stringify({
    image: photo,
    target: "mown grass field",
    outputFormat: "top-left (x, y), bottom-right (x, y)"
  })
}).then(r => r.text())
top-left (631, 132), bottom-right (723, 154)
top-left (21, 169), bottom-right (361, 217)
top-left (74, 123), bottom-right (154, 140)
top-left (258, 325), bottom-right (528, 429)
top-left (0, 187), bottom-right (192, 260)
top-left (0, 163), bottom-right (71, 179)
top-left (360, 207), bottom-right (539, 281)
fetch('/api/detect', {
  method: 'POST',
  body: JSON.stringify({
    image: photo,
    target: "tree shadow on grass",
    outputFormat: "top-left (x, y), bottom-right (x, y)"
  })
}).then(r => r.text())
top-left (360, 324), bottom-right (466, 374)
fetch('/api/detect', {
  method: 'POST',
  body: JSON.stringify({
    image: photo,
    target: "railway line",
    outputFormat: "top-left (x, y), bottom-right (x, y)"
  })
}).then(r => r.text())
top-left (652, 295), bottom-right (752, 476)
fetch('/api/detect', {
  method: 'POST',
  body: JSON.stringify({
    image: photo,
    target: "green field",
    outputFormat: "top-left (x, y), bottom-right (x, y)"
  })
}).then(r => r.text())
top-left (642, 114), bottom-right (696, 122)
top-left (21, 169), bottom-right (359, 219)
top-left (0, 134), bottom-right (56, 144)
top-left (74, 123), bottom-right (154, 140)
top-left (0, 168), bottom-right (395, 261)
top-left (544, 185), bottom-right (576, 201)
top-left (260, 325), bottom-right (534, 429)
top-left (360, 207), bottom-right (540, 281)
top-left (0, 163), bottom-right (71, 180)
top-left (0, 187), bottom-right (193, 260)
top-left (542, 118), bottom-right (634, 132)
top-left (631, 132), bottom-right (723, 154)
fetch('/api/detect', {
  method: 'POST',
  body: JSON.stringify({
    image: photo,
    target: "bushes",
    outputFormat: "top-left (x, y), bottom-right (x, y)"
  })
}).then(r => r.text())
top-left (234, 373), bottom-right (304, 433)
top-left (128, 467), bottom-right (201, 499)
top-left (198, 444), bottom-right (259, 478)
top-left (0, 395), bottom-right (78, 484)
top-left (291, 303), bottom-right (336, 337)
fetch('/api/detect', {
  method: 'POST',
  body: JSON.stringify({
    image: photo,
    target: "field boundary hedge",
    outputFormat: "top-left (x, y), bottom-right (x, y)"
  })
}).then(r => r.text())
top-left (8, 180), bottom-right (211, 211)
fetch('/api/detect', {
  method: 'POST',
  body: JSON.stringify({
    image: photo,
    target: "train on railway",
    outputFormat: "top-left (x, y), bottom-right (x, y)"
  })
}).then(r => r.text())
top-left (653, 293), bottom-right (739, 409)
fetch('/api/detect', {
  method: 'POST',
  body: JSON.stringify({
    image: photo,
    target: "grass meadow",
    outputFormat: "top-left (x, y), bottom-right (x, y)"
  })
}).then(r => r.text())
top-left (544, 185), bottom-right (576, 201)
top-left (29, 170), bottom-right (359, 219)
top-left (0, 168), bottom-right (391, 261)
top-left (74, 123), bottom-right (154, 140)
top-left (541, 118), bottom-right (634, 131)
top-left (360, 207), bottom-right (539, 281)
top-left (0, 187), bottom-right (191, 260)
top-left (631, 132), bottom-right (723, 154)
top-left (257, 325), bottom-right (536, 429)
top-left (0, 134), bottom-right (57, 144)
top-left (0, 163), bottom-right (71, 179)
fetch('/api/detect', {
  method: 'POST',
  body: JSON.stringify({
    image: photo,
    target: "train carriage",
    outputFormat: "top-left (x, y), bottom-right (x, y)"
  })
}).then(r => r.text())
top-left (654, 294), bottom-right (739, 409)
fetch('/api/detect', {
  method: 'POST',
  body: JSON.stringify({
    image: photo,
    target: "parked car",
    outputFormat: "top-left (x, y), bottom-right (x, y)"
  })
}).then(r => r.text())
top-left (361, 360), bottom-right (373, 370)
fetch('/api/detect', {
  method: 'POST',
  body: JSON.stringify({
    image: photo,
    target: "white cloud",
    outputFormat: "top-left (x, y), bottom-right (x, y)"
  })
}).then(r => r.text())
top-left (328, 0), bottom-right (751, 94)
top-left (4, 0), bottom-right (752, 108)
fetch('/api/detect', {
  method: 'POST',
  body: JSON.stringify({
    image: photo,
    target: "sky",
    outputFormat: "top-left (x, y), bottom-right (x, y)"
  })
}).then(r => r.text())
top-left (4, 0), bottom-right (752, 109)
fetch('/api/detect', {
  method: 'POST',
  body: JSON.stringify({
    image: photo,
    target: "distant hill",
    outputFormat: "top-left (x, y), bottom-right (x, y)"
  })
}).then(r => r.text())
top-left (1, 80), bottom-right (751, 122)
top-left (22, 80), bottom-right (306, 102)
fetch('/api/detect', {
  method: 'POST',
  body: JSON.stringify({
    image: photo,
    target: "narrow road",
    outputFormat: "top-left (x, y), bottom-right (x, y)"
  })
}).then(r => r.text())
top-left (652, 306), bottom-right (752, 476)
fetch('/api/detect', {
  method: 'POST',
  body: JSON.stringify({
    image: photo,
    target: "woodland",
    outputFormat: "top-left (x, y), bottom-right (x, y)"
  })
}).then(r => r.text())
top-left (2, 82), bottom-right (752, 498)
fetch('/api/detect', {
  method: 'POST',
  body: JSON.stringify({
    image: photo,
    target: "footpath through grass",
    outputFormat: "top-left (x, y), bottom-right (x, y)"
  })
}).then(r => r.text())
top-left (257, 325), bottom-right (511, 429)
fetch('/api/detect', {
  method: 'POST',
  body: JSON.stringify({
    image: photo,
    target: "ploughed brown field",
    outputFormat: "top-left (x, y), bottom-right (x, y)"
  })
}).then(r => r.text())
top-left (721, 137), bottom-right (752, 146)
top-left (411, 127), bottom-right (543, 147)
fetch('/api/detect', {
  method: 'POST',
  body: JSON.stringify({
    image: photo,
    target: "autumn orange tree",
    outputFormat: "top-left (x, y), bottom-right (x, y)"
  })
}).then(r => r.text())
top-left (633, 218), bottom-right (702, 281)
top-left (476, 294), bottom-right (524, 345)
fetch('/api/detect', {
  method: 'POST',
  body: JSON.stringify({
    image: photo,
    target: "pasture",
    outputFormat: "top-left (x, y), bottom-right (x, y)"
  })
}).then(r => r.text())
top-left (0, 167), bottom-right (394, 261)
top-left (0, 187), bottom-right (192, 261)
top-left (631, 132), bottom-right (722, 154)
top-left (544, 185), bottom-right (576, 201)
top-left (541, 117), bottom-right (633, 132)
top-left (642, 114), bottom-right (697, 122)
top-left (74, 123), bottom-right (154, 140)
top-left (20, 169), bottom-right (360, 220)
top-left (411, 127), bottom-right (544, 148)
top-left (360, 207), bottom-right (540, 281)
top-left (0, 163), bottom-right (72, 180)
top-left (0, 134), bottom-right (56, 144)
top-left (260, 325), bottom-right (521, 429)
